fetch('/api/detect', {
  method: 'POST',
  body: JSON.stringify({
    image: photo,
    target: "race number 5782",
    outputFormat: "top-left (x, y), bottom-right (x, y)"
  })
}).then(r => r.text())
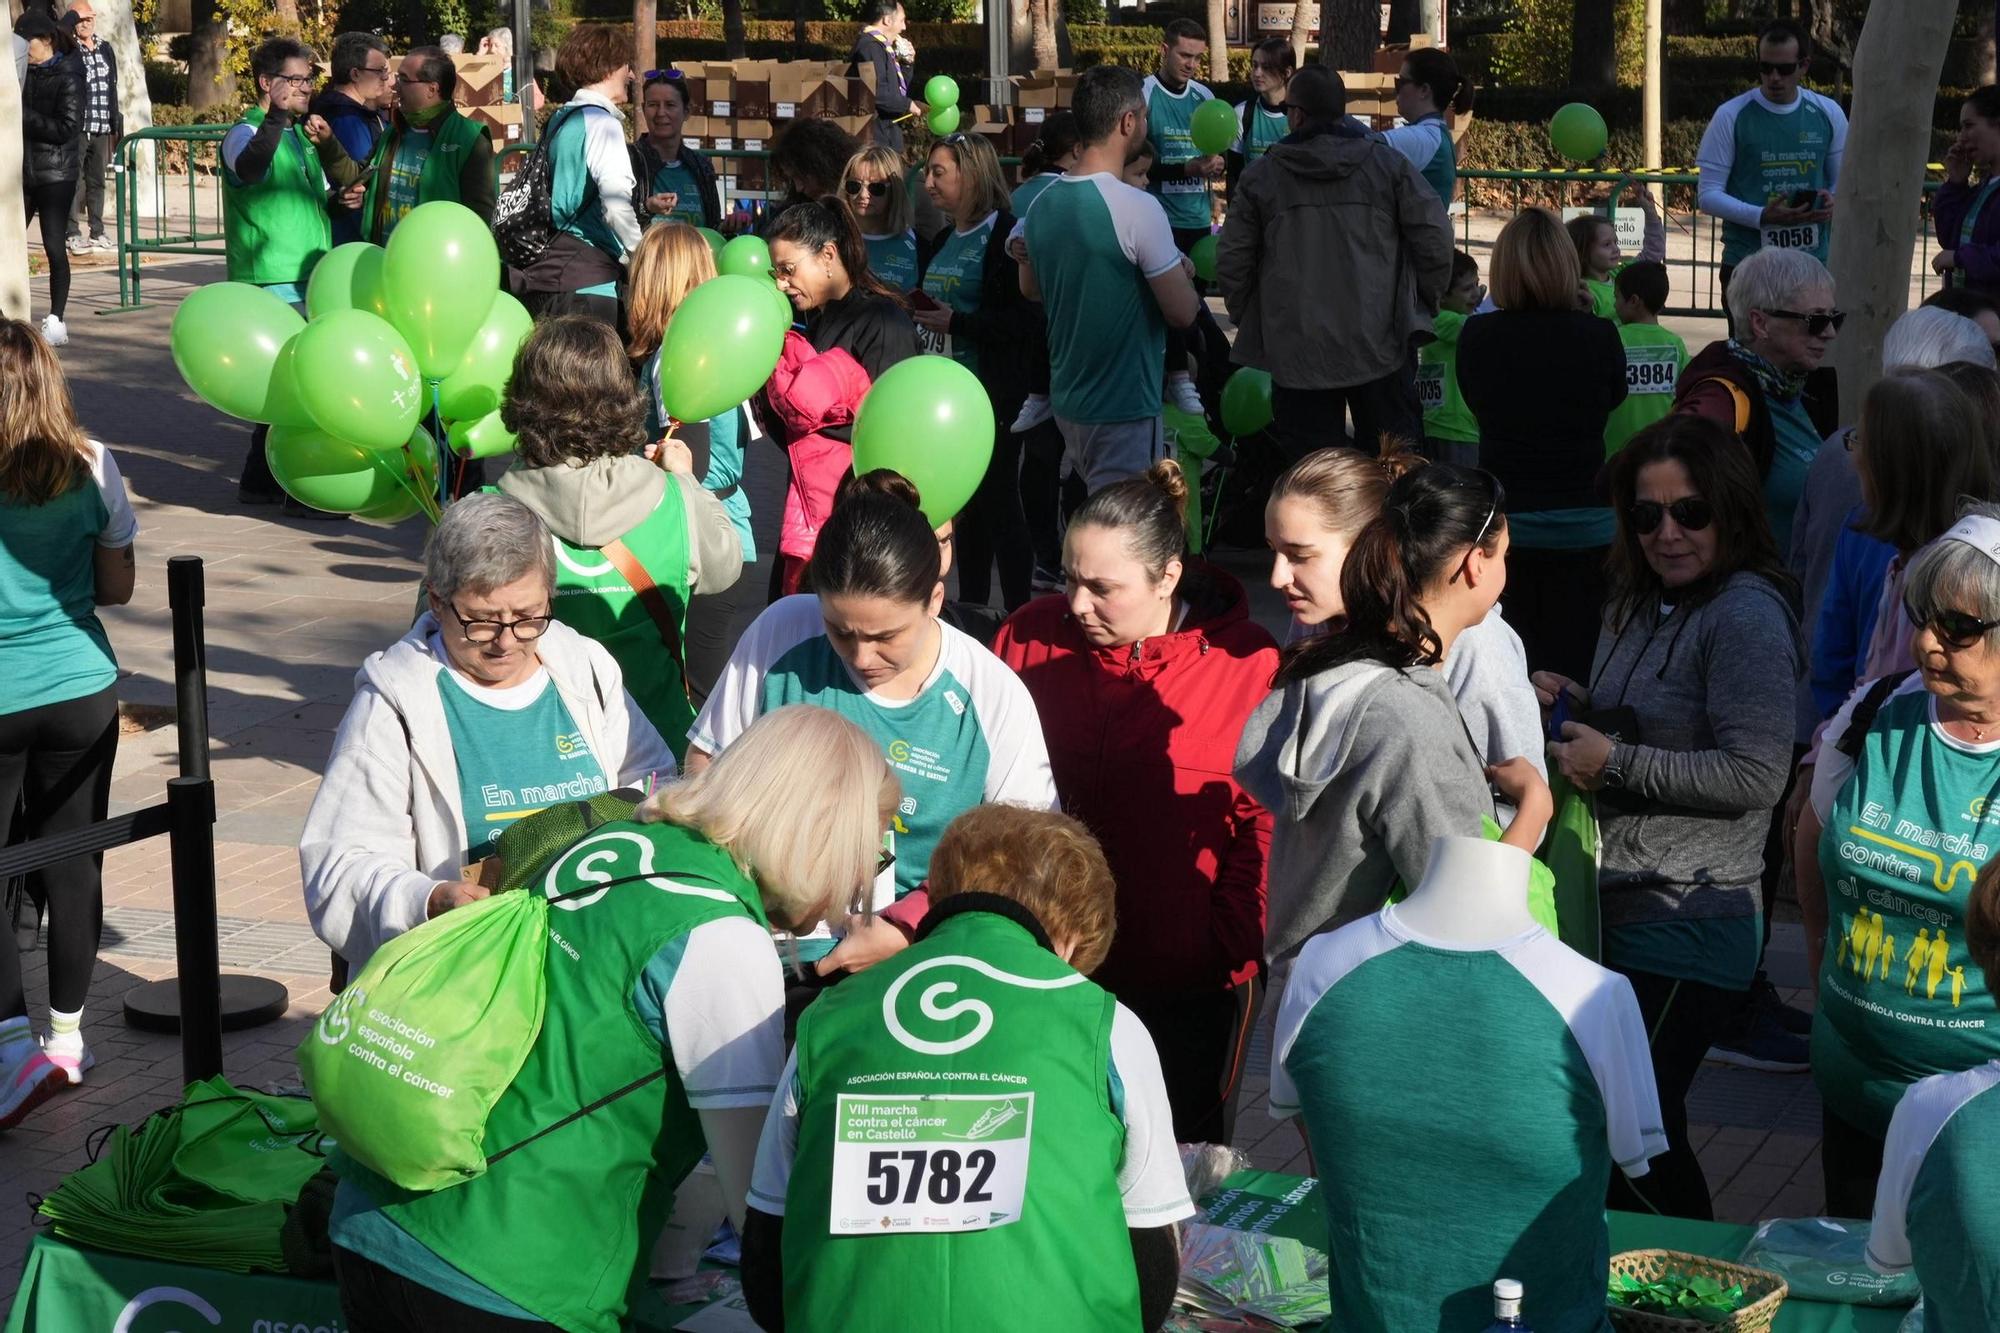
top-left (864, 1147), bottom-right (999, 1207)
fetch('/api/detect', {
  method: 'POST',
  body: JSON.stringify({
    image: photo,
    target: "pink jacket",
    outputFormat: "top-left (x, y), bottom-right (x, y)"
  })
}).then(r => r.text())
top-left (764, 330), bottom-right (872, 563)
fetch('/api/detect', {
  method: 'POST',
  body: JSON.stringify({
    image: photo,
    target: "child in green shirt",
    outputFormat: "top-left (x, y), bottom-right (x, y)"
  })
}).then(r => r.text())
top-left (1567, 180), bottom-right (1666, 321)
top-left (1419, 250), bottom-right (1484, 469)
top-left (1603, 261), bottom-right (1689, 458)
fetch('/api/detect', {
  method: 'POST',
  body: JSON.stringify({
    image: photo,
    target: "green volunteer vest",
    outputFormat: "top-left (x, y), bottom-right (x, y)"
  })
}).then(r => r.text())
top-left (545, 484), bottom-right (695, 759)
top-left (1721, 96), bottom-right (1836, 266)
top-left (222, 106), bottom-right (332, 286)
top-left (374, 818), bottom-right (768, 1333)
top-left (361, 110), bottom-right (487, 243)
top-left (1816, 689), bottom-right (2000, 1136)
top-left (784, 909), bottom-right (1141, 1331)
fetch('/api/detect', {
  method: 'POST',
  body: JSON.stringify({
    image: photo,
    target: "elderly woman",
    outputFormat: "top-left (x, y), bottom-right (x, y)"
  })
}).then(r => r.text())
top-left (1535, 416), bottom-right (1803, 1220)
top-left (299, 492), bottom-right (678, 969)
top-left (496, 315), bottom-right (742, 751)
top-left (1673, 246), bottom-right (1841, 553)
top-left (1798, 501), bottom-right (2000, 1217)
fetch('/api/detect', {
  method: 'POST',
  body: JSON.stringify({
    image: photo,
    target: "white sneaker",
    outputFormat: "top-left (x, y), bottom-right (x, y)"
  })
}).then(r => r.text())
top-left (38, 1032), bottom-right (94, 1087)
top-left (1010, 393), bottom-right (1053, 434)
top-left (91, 233), bottom-right (115, 252)
top-left (40, 314), bottom-right (69, 347)
top-left (1168, 375), bottom-right (1204, 417)
top-left (65, 234), bottom-right (90, 255)
top-left (0, 1037), bottom-right (65, 1131)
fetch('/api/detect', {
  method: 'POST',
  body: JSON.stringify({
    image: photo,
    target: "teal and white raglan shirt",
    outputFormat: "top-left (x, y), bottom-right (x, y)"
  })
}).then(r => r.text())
top-left (1696, 87), bottom-right (1848, 267)
top-left (1017, 176), bottom-right (1183, 425)
top-left (920, 210), bottom-right (995, 372)
top-left (687, 595), bottom-right (1058, 957)
top-left (1231, 99), bottom-right (1290, 171)
top-left (1272, 907), bottom-right (1667, 1333)
top-left (865, 229), bottom-right (920, 293)
top-left (547, 92), bottom-right (643, 298)
top-left (1869, 1061), bottom-right (2000, 1333)
top-left (1379, 114), bottom-right (1457, 209)
top-left (1141, 73), bottom-right (1216, 232)
top-left (1009, 172), bottom-right (1061, 219)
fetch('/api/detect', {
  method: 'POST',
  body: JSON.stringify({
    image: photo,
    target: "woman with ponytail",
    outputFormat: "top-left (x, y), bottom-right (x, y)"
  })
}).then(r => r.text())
top-left (994, 460), bottom-right (1280, 1143)
top-left (1380, 46), bottom-right (1472, 210)
top-left (769, 196), bottom-right (918, 381)
top-left (1236, 460), bottom-right (1552, 965)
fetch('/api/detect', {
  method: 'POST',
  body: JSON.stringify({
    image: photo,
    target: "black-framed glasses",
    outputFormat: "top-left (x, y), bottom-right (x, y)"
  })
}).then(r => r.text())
top-left (444, 601), bottom-right (553, 643)
top-left (357, 63), bottom-right (390, 79)
top-left (1628, 497), bottom-right (1715, 535)
top-left (1758, 60), bottom-right (1799, 76)
top-left (844, 178), bottom-right (888, 196)
top-left (270, 72), bottom-right (313, 87)
top-left (1762, 308), bottom-right (1845, 337)
top-left (1906, 599), bottom-right (2000, 649)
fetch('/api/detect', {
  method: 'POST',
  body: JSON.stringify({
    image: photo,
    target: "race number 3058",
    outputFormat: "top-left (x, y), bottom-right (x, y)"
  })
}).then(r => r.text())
top-left (829, 1093), bottom-right (1034, 1235)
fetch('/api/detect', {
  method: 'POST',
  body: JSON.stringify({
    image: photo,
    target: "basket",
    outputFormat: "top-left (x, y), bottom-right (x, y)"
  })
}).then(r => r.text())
top-left (1607, 1249), bottom-right (1789, 1333)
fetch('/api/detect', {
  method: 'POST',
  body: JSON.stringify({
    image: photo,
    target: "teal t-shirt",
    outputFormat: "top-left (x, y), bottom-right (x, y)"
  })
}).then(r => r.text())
top-left (1232, 98), bottom-right (1289, 168)
top-left (0, 442), bottom-right (136, 716)
top-left (1816, 684), bottom-right (2000, 1136)
top-left (865, 230), bottom-right (919, 292)
top-left (1010, 171), bottom-right (1061, 218)
top-left (1418, 310), bottom-right (1479, 445)
top-left (547, 102), bottom-right (623, 295)
top-left (1508, 507), bottom-right (1617, 551)
top-left (1603, 915), bottom-right (1762, 991)
top-left (1142, 74), bottom-right (1215, 231)
top-left (647, 157), bottom-right (706, 228)
top-left (1714, 90), bottom-right (1842, 266)
top-left (1272, 910), bottom-right (1666, 1333)
top-left (1021, 174), bottom-right (1181, 424)
top-left (1764, 393), bottom-right (1822, 552)
top-left (433, 658), bottom-right (611, 860)
top-left (1871, 1061), bottom-right (2000, 1333)
top-left (920, 212), bottom-right (993, 373)
top-left (1603, 323), bottom-right (1690, 458)
top-left (382, 127), bottom-right (430, 239)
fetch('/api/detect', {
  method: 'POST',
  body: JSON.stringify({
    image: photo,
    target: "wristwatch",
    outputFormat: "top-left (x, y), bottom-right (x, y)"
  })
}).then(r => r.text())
top-left (1602, 742), bottom-right (1629, 790)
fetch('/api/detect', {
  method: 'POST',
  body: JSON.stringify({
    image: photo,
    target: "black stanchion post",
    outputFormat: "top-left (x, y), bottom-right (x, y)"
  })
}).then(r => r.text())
top-left (170, 556), bottom-right (210, 782)
top-left (166, 776), bottom-right (222, 1082)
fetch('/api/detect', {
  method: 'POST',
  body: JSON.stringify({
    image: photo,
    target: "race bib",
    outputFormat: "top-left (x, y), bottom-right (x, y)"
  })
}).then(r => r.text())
top-left (1761, 221), bottom-right (1820, 251)
top-left (1623, 346), bottom-right (1679, 396)
top-left (829, 1092), bottom-right (1034, 1234)
top-left (916, 326), bottom-right (954, 360)
top-left (1160, 177), bottom-right (1206, 195)
top-left (1415, 361), bottom-right (1446, 411)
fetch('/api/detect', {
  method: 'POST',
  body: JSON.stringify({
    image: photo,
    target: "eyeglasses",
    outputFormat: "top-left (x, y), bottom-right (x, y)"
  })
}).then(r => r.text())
top-left (394, 72), bottom-right (435, 86)
top-left (1758, 60), bottom-right (1799, 76)
top-left (844, 179), bottom-right (888, 196)
top-left (270, 73), bottom-right (313, 87)
top-left (1627, 497), bottom-right (1715, 535)
top-left (445, 601), bottom-right (553, 643)
top-left (1906, 600), bottom-right (2000, 650)
top-left (1761, 308), bottom-right (1845, 337)
top-left (358, 63), bottom-right (389, 78)
top-left (939, 132), bottom-right (972, 147)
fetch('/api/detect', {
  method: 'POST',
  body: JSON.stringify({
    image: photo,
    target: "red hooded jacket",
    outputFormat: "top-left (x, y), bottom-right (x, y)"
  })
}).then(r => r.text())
top-left (992, 564), bottom-right (1277, 995)
top-left (762, 330), bottom-right (873, 564)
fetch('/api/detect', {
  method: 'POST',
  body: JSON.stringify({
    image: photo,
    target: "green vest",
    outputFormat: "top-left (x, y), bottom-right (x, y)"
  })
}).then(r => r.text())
top-left (372, 818), bottom-right (768, 1333)
top-left (783, 909), bottom-right (1141, 1331)
top-left (221, 106), bottom-right (331, 287)
top-left (361, 110), bottom-right (488, 243)
top-left (545, 483), bottom-right (695, 759)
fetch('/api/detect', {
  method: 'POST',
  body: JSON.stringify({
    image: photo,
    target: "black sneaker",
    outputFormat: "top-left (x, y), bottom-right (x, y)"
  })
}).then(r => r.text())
top-left (1750, 974), bottom-right (1813, 1035)
top-left (1706, 1001), bottom-right (1810, 1072)
top-left (237, 484), bottom-right (283, 505)
top-left (281, 496), bottom-right (348, 521)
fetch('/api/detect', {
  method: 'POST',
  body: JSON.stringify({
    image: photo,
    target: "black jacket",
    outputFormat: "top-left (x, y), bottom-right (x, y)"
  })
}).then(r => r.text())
top-left (915, 209), bottom-right (1039, 422)
top-left (22, 52), bottom-right (83, 188)
top-left (631, 136), bottom-right (722, 230)
top-left (1457, 307), bottom-right (1628, 515)
top-left (847, 29), bottom-right (910, 151)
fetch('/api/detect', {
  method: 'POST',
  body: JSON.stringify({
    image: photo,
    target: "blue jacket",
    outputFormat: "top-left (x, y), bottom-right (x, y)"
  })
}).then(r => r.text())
top-left (1810, 508), bottom-right (1897, 717)
top-left (1934, 176), bottom-right (2000, 293)
top-left (310, 85), bottom-right (384, 244)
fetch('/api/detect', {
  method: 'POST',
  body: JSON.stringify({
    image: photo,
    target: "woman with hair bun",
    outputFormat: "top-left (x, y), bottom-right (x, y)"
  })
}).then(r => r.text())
top-left (993, 460), bottom-right (1280, 1143)
top-left (1237, 458), bottom-right (1552, 965)
top-left (1380, 46), bottom-right (1474, 209)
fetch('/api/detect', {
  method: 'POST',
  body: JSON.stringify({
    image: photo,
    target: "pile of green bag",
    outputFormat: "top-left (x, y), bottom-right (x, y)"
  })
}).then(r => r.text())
top-left (37, 1076), bottom-right (328, 1273)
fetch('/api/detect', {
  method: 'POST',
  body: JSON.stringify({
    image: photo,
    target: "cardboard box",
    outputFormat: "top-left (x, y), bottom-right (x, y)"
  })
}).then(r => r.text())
top-left (733, 59), bottom-right (774, 119)
top-left (733, 118), bottom-right (775, 142)
top-left (451, 53), bottom-right (508, 110)
top-left (834, 114), bottom-right (872, 140)
top-left (683, 114), bottom-right (714, 141)
top-left (1011, 70), bottom-right (1075, 110)
top-left (702, 62), bottom-right (735, 117)
top-left (800, 76), bottom-right (848, 120)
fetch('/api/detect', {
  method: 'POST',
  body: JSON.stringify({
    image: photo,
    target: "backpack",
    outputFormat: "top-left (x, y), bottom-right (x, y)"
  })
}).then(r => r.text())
top-left (492, 106), bottom-right (583, 270)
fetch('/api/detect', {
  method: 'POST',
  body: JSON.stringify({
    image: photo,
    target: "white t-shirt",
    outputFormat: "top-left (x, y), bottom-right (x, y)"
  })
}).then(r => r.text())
top-left (1809, 675), bottom-right (2000, 824)
top-left (636, 914), bottom-right (786, 1108)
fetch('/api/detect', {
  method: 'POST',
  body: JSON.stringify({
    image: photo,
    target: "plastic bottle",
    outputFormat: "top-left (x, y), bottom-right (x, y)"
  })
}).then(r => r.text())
top-left (1481, 1278), bottom-right (1533, 1331)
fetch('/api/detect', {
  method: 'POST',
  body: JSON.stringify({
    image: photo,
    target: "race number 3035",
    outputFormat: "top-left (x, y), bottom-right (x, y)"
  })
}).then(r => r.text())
top-left (829, 1092), bottom-right (1033, 1235)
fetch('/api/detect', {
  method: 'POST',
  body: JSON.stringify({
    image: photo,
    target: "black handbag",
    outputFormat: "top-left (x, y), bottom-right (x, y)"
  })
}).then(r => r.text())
top-left (492, 106), bottom-right (581, 270)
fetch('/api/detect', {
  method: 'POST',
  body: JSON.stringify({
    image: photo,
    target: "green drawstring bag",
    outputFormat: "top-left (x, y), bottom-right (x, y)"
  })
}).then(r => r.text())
top-left (298, 889), bottom-right (549, 1192)
top-left (1386, 814), bottom-right (1560, 934)
top-left (1539, 774), bottom-right (1602, 962)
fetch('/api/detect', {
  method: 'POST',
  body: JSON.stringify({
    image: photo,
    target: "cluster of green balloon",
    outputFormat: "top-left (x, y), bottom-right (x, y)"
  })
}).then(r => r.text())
top-left (1550, 102), bottom-right (1608, 164)
top-left (657, 270), bottom-right (792, 423)
top-left (851, 357), bottom-right (993, 526)
top-left (717, 233), bottom-right (795, 329)
top-left (1220, 367), bottom-right (1274, 437)
top-left (1190, 98), bottom-right (1237, 157)
top-left (925, 75), bottom-right (961, 136)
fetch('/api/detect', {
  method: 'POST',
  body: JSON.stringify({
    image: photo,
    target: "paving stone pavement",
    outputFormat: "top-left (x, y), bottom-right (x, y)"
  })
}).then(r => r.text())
top-left (0, 255), bottom-right (1825, 1294)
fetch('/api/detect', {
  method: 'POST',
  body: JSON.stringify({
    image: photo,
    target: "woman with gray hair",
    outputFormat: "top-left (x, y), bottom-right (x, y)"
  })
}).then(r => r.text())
top-left (1675, 246), bottom-right (1843, 553)
top-left (1795, 499), bottom-right (2000, 1215)
top-left (299, 492), bottom-right (677, 969)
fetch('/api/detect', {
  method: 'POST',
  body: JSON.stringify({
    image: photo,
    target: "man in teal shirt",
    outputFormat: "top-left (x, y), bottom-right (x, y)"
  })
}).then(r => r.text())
top-left (358, 46), bottom-right (495, 243)
top-left (1142, 18), bottom-right (1226, 417)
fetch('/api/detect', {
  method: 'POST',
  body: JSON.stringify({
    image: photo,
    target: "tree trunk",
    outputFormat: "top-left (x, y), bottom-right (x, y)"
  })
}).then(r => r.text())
top-left (722, 0), bottom-right (747, 58)
top-left (1385, 0), bottom-right (1421, 44)
top-left (272, 0), bottom-right (299, 30)
top-left (92, 0), bottom-right (157, 221)
top-left (634, 1), bottom-right (656, 86)
top-left (1207, 0), bottom-right (1228, 81)
top-left (1287, 0), bottom-right (1310, 67)
top-left (0, 2), bottom-right (27, 321)
top-left (1980, 3), bottom-right (1996, 87)
top-left (793, 0), bottom-right (807, 49)
top-left (1010, 0), bottom-right (1064, 72)
top-left (1316, 0), bottom-right (1378, 69)
top-left (1568, 0), bottom-right (1617, 94)
top-left (1826, 0), bottom-right (1957, 422)
top-left (187, 4), bottom-right (235, 114)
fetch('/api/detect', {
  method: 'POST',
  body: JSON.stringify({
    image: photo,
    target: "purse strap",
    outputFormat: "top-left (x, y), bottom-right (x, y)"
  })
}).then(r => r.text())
top-left (601, 535), bottom-right (691, 705)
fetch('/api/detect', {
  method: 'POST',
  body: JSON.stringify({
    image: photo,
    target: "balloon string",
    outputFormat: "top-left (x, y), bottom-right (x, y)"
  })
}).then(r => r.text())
top-left (430, 380), bottom-right (448, 516)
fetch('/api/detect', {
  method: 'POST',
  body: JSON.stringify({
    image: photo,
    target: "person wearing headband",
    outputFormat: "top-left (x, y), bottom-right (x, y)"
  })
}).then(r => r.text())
top-left (1798, 499), bottom-right (2000, 1220)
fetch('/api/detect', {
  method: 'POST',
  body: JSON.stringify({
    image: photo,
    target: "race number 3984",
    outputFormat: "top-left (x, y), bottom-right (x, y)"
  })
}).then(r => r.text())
top-left (830, 1093), bottom-right (1034, 1235)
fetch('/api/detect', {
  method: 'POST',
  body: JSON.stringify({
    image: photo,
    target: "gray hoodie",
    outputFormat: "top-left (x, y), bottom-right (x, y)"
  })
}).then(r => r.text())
top-left (497, 453), bottom-right (743, 596)
top-left (1235, 660), bottom-right (1494, 964)
top-left (1587, 572), bottom-right (1802, 930)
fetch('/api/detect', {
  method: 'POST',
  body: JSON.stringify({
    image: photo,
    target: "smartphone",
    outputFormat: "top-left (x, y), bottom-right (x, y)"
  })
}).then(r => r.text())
top-left (1787, 187), bottom-right (1818, 209)
top-left (907, 290), bottom-right (943, 312)
top-left (1547, 690), bottom-right (1571, 743)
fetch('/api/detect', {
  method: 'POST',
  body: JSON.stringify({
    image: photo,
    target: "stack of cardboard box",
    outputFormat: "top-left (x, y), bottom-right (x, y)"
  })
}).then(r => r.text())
top-left (670, 59), bottom-right (877, 194)
top-left (450, 53), bottom-right (524, 147)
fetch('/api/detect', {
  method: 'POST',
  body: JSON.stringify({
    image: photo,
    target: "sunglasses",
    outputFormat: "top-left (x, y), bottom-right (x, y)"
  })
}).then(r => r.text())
top-left (642, 68), bottom-right (685, 82)
top-left (1758, 60), bottom-right (1799, 76)
top-left (1762, 308), bottom-right (1846, 337)
top-left (1906, 600), bottom-right (2000, 650)
top-left (1628, 497), bottom-right (1715, 535)
top-left (844, 179), bottom-right (888, 196)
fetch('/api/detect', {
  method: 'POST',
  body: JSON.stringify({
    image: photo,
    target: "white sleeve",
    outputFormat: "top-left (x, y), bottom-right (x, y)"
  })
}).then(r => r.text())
top-left (687, 595), bottom-right (823, 757)
top-left (1266, 930), bottom-right (1358, 1119)
top-left (657, 916), bottom-right (786, 1107)
top-left (1590, 970), bottom-right (1670, 1178)
top-left (583, 107), bottom-right (643, 258)
top-left (84, 441), bottom-right (138, 548)
top-left (1229, 101), bottom-right (1247, 154)
top-left (1378, 121), bottom-right (1438, 172)
top-left (962, 647), bottom-right (1058, 810)
top-left (1868, 1081), bottom-right (1934, 1273)
top-left (747, 1050), bottom-right (803, 1215)
top-left (1695, 98), bottom-right (1767, 231)
top-left (1107, 180), bottom-right (1185, 279)
top-left (1109, 1004), bottom-right (1198, 1227)
top-left (1819, 93), bottom-right (1848, 195)
top-left (1808, 676), bottom-right (1923, 823)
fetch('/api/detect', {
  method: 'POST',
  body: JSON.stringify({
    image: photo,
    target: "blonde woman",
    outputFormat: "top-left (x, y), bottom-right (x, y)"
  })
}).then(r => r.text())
top-left (0, 319), bottom-right (137, 1113)
top-left (328, 703), bottom-right (898, 1333)
top-left (843, 144), bottom-right (919, 292)
top-left (629, 223), bottom-right (776, 698)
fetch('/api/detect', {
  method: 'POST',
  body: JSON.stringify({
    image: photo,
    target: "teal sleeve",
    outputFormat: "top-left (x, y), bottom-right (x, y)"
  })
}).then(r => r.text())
top-left (702, 404), bottom-right (746, 493)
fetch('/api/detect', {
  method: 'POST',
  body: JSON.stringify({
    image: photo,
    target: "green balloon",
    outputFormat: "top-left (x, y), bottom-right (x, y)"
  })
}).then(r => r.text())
top-left (697, 227), bottom-right (727, 260)
top-left (1190, 97), bottom-right (1237, 156)
top-left (1190, 234), bottom-right (1218, 283)
top-left (852, 356), bottom-right (994, 526)
top-left (924, 75), bottom-right (959, 109)
top-left (169, 282), bottom-right (308, 424)
top-left (447, 409), bottom-right (520, 459)
top-left (292, 309), bottom-right (426, 451)
top-left (1550, 102), bottom-right (1608, 164)
top-left (927, 105), bottom-right (961, 136)
top-left (771, 278), bottom-right (797, 328)
top-left (306, 242), bottom-right (390, 321)
top-left (381, 201), bottom-right (501, 379)
top-left (435, 293), bottom-right (534, 423)
top-left (1220, 367), bottom-right (1274, 437)
top-left (264, 334), bottom-right (313, 430)
top-left (267, 424), bottom-right (411, 513)
top-left (718, 234), bottom-right (772, 279)
top-left (659, 274), bottom-right (790, 423)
